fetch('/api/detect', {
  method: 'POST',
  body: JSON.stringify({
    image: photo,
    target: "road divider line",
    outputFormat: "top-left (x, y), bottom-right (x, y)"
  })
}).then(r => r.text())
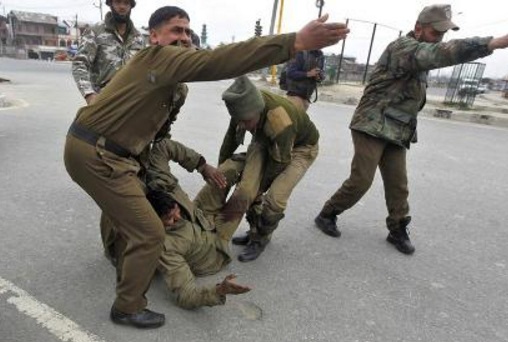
top-left (0, 276), bottom-right (107, 342)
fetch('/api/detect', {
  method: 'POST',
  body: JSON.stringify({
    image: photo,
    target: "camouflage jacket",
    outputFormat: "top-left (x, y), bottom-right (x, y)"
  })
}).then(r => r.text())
top-left (146, 138), bottom-right (230, 309)
top-left (72, 12), bottom-right (145, 98)
top-left (350, 32), bottom-right (492, 148)
top-left (219, 90), bottom-right (319, 187)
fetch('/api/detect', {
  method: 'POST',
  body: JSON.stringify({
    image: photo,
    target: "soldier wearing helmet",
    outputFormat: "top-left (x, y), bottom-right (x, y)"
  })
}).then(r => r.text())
top-left (72, 0), bottom-right (144, 105)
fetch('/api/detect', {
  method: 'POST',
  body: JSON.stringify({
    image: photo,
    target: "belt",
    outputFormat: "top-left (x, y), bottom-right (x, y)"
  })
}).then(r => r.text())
top-left (68, 122), bottom-right (131, 158)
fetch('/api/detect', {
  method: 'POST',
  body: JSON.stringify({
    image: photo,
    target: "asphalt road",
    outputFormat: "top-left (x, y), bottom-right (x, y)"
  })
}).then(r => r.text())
top-left (1, 58), bottom-right (508, 342)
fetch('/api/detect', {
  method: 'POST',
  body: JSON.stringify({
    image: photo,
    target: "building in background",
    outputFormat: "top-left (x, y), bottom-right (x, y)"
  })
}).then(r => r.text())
top-left (0, 15), bottom-right (8, 47)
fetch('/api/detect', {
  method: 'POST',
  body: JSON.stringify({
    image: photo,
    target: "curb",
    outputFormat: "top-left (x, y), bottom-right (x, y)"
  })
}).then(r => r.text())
top-left (421, 107), bottom-right (508, 128)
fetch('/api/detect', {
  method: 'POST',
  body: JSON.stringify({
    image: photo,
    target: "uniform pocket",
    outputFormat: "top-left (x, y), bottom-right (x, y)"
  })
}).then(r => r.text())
top-left (95, 141), bottom-right (140, 180)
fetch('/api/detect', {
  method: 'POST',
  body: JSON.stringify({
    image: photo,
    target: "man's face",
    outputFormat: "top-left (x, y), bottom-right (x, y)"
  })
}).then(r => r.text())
top-left (149, 16), bottom-right (192, 47)
top-left (415, 23), bottom-right (446, 43)
top-left (161, 203), bottom-right (182, 228)
top-left (111, 0), bottom-right (132, 17)
top-left (238, 114), bottom-right (260, 133)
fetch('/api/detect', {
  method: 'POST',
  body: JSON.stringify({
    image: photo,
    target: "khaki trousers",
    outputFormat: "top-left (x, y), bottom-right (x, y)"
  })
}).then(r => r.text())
top-left (64, 135), bottom-right (165, 313)
top-left (247, 143), bottom-right (318, 240)
top-left (262, 143), bottom-right (319, 218)
top-left (321, 130), bottom-right (409, 231)
top-left (194, 143), bottom-right (265, 241)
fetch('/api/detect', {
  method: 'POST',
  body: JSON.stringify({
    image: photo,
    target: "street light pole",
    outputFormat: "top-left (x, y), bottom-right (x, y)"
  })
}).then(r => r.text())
top-left (270, 0), bottom-right (285, 85)
top-left (269, 0), bottom-right (279, 35)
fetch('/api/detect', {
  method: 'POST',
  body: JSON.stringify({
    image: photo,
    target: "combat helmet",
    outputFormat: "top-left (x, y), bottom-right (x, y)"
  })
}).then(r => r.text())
top-left (106, 0), bottom-right (136, 8)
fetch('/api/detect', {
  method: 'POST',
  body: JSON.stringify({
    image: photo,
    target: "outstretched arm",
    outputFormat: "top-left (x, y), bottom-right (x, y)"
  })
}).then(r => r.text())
top-left (488, 34), bottom-right (508, 51)
top-left (159, 247), bottom-right (226, 309)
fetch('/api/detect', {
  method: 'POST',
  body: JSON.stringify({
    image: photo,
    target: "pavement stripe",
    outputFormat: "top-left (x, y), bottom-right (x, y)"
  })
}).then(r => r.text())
top-left (0, 276), bottom-right (106, 342)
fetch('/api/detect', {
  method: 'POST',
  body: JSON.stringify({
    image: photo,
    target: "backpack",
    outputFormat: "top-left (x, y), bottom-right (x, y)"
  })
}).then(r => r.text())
top-left (279, 64), bottom-right (288, 91)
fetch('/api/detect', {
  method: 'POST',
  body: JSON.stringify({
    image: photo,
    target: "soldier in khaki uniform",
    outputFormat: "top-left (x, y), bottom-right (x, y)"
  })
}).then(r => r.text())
top-left (219, 76), bottom-right (319, 262)
top-left (72, 0), bottom-right (144, 264)
top-left (314, 4), bottom-right (508, 255)
top-left (64, 5), bottom-right (349, 329)
top-left (146, 138), bottom-right (260, 309)
top-left (72, 0), bottom-right (144, 105)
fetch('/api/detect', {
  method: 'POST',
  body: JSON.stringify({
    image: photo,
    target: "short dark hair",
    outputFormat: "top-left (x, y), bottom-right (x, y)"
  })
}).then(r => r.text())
top-left (148, 6), bottom-right (190, 30)
top-left (146, 189), bottom-right (178, 217)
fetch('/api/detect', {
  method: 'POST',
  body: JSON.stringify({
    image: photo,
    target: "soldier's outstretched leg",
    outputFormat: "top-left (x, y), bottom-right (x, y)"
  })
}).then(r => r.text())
top-left (64, 135), bottom-right (165, 328)
top-left (315, 131), bottom-right (385, 237)
top-left (238, 143), bottom-right (318, 262)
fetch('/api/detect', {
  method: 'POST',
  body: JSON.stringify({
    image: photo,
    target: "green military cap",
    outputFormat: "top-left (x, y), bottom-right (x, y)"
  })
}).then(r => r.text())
top-left (417, 4), bottom-right (459, 32)
top-left (222, 76), bottom-right (265, 120)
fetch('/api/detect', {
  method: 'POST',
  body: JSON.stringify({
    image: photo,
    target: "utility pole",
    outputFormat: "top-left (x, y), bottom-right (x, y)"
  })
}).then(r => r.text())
top-left (75, 13), bottom-right (79, 43)
top-left (93, 0), bottom-right (103, 21)
top-left (269, 0), bottom-right (278, 35)
top-left (270, 0), bottom-right (285, 84)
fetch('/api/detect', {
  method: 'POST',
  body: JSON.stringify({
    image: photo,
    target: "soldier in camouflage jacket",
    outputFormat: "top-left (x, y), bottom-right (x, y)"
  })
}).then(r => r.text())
top-left (314, 4), bottom-right (508, 255)
top-left (72, 0), bottom-right (144, 104)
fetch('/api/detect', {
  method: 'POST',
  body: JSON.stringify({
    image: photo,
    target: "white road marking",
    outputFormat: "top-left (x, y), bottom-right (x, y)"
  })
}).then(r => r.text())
top-left (0, 276), bottom-right (107, 342)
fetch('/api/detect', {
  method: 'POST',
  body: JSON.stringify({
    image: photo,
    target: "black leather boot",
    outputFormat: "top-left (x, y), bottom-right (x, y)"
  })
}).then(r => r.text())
top-left (232, 232), bottom-right (250, 245)
top-left (386, 227), bottom-right (415, 255)
top-left (110, 307), bottom-right (165, 329)
top-left (237, 239), bottom-right (268, 262)
top-left (314, 213), bottom-right (341, 237)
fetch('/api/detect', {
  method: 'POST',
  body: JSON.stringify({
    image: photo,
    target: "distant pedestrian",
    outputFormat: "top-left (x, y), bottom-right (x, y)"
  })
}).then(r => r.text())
top-left (285, 49), bottom-right (325, 110)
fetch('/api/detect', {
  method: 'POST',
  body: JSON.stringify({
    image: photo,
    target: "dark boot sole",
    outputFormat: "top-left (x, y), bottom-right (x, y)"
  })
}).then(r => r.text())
top-left (314, 216), bottom-right (341, 238)
top-left (110, 317), bottom-right (165, 329)
top-left (386, 235), bottom-right (415, 255)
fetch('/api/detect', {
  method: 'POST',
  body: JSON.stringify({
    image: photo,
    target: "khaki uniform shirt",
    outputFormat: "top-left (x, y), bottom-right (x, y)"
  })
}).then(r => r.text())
top-left (74, 34), bottom-right (296, 156)
top-left (219, 90), bottom-right (319, 185)
top-left (147, 138), bottom-right (231, 309)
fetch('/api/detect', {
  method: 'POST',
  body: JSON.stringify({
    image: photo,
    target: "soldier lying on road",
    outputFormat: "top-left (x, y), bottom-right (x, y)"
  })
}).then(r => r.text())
top-left (146, 139), bottom-right (262, 309)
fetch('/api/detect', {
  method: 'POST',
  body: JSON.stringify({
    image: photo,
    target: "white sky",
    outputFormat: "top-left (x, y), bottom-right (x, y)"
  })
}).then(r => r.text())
top-left (3, 0), bottom-right (508, 78)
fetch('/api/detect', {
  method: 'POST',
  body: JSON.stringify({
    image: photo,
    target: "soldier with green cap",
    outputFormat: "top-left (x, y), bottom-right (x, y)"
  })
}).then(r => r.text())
top-left (314, 4), bottom-right (508, 255)
top-left (72, 0), bottom-right (144, 105)
top-left (64, 4), bottom-right (349, 328)
top-left (219, 75), bottom-right (320, 262)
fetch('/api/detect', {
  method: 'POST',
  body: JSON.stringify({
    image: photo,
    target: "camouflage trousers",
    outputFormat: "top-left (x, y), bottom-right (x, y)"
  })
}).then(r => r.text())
top-left (320, 130), bottom-right (410, 231)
